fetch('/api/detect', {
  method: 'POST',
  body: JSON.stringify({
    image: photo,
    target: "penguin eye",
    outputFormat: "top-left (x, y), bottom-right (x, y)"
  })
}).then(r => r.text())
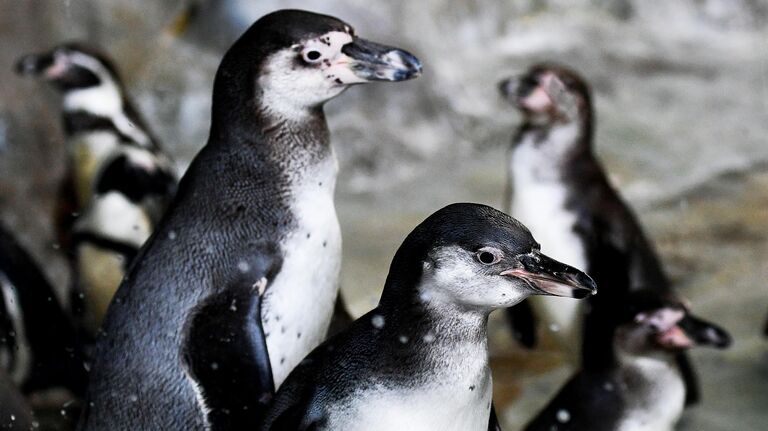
top-left (303, 50), bottom-right (323, 63)
top-left (476, 247), bottom-right (502, 265)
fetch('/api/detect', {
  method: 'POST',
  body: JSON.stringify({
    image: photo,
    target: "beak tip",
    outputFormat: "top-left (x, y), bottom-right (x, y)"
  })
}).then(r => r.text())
top-left (14, 55), bottom-right (37, 76)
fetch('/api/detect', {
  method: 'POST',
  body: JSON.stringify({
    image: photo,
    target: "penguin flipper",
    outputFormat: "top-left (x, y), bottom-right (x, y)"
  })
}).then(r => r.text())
top-left (677, 352), bottom-right (700, 406)
top-left (505, 299), bottom-right (537, 348)
top-left (326, 293), bottom-right (354, 337)
top-left (488, 403), bottom-right (502, 431)
top-left (182, 273), bottom-right (275, 429)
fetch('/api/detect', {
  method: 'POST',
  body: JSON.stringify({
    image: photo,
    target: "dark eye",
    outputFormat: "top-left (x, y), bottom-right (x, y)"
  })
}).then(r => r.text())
top-left (304, 50), bottom-right (322, 62)
top-left (476, 247), bottom-right (502, 265)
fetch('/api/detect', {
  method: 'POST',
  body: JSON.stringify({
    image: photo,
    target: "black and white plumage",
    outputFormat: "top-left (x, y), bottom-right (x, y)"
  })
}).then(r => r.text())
top-left (524, 290), bottom-right (730, 431)
top-left (77, 10), bottom-right (421, 430)
top-left (498, 64), bottom-right (713, 404)
top-left (15, 43), bottom-right (177, 337)
top-left (0, 224), bottom-right (86, 396)
top-left (260, 203), bottom-right (597, 431)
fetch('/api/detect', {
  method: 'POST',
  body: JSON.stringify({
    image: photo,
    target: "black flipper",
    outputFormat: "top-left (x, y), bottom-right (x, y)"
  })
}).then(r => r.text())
top-left (326, 293), bottom-right (354, 338)
top-left (677, 353), bottom-right (700, 406)
top-left (182, 252), bottom-right (280, 429)
top-left (505, 299), bottom-right (537, 348)
top-left (488, 403), bottom-right (502, 431)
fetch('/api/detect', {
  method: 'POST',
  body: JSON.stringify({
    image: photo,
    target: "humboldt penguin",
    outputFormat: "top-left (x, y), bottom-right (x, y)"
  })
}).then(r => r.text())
top-left (261, 203), bottom-right (597, 431)
top-left (15, 43), bottom-right (177, 337)
top-left (78, 9), bottom-right (421, 430)
top-left (499, 63), bottom-right (712, 404)
top-left (524, 290), bottom-right (730, 431)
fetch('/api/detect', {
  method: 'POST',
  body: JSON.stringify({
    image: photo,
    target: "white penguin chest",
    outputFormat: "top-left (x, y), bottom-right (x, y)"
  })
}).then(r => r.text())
top-left (508, 129), bottom-right (587, 358)
top-left (263, 166), bottom-right (341, 388)
top-left (328, 347), bottom-right (493, 431)
top-left (617, 357), bottom-right (685, 431)
top-left (508, 133), bottom-right (586, 270)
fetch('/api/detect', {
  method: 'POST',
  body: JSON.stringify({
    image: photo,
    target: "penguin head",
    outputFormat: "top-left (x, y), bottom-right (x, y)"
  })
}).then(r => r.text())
top-left (217, 9), bottom-right (422, 120)
top-left (614, 291), bottom-right (731, 357)
top-left (381, 203), bottom-right (597, 312)
top-left (15, 43), bottom-right (121, 92)
top-left (498, 63), bottom-right (591, 126)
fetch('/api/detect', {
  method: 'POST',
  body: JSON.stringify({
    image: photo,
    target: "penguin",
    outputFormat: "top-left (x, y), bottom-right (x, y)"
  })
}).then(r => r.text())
top-left (523, 290), bottom-right (731, 431)
top-left (15, 43), bottom-right (177, 337)
top-left (260, 203), bottom-right (597, 431)
top-left (78, 10), bottom-right (421, 430)
top-left (498, 63), bottom-right (709, 404)
top-left (0, 223), bottom-right (87, 396)
top-left (0, 369), bottom-right (36, 431)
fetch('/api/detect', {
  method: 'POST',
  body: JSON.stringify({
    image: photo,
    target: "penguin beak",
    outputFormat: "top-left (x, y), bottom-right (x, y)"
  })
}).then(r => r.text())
top-left (500, 251), bottom-right (597, 299)
top-left (15, 52), bottom-right (66, 79)
top-left (15, 53), bottom-right (50, 76)
top-left (338, 38), bottom-right (422, 83)
top-left (676, 314), bottom-right (731, 349)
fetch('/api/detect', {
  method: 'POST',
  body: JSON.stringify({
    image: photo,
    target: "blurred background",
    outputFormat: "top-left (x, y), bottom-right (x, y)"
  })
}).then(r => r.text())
top-left (0, 0), bottom-right (766, 429)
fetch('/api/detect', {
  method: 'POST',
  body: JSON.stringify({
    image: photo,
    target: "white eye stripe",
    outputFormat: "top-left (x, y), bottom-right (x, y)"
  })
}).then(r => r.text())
top-left (299, 31), bottom-right (353, 65)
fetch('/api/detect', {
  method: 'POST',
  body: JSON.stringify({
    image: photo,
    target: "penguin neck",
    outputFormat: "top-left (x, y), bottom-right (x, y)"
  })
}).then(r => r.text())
top-left (208, 63), bottom-right (331, 163)
top-left (377, 283), bottom-right (490, 349)
top-left (516, 108), bottom-right (594, 165)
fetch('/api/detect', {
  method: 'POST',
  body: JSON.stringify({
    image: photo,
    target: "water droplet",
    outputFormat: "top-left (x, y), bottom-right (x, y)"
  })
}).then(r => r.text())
top-left (398, 335), bottom-right (409, 344)
top-left (371, 314), bottom-right (385, 329)
top-left (129, 394), bottom-right (138, 403)
top-left (168, 231), bottom-right (177, 240)
top-left (10, 415), bottom-right (15, 421)
top-left (60, 409), bottom-right (67, 417)
top-left (556, 409), bottom-right (570, 423)
top-left (423, 332), bottom-right (436, 343)
top-left (237, 261), bottom-right (250, 273)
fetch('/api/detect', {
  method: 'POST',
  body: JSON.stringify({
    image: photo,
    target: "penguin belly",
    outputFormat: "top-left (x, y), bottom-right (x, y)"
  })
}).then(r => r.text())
top-left (74, 192), bottom-right (151, 332)
top-left (615, 358), bottom-right (685, 431)
top-left (262, 163), bottom-right (341, 387)
top-left (327, 377), bottom-right (493, 431)
top-left (76, 243), bottom-right (127, 333)
top-left (71, 131), bottom-right (122, 207)
top-left (510, 146), bottom-right (587, 362)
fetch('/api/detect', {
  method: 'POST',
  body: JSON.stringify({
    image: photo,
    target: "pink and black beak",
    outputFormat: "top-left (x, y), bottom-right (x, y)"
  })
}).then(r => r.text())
top-left (673, 314), bottom-right (731, 349)
top-left (501, 250), bottom-right (597, 299)
top-left (15, 51), bottom-right (56, 77)
top-left (649, 307), bottom-right (731, 351)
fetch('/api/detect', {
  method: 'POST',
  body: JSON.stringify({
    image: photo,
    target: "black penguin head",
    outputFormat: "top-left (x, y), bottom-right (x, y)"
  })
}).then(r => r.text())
top-left (614, 291), bottom-right (731, 357)
top-left (217, 9), bottom-right (422, 120)
top-left (380, 203), bottom-right (597, 312)
top-left (15, 43), bottom-right (122, 92)
top-left (498, 63), bottom-right (591, 126)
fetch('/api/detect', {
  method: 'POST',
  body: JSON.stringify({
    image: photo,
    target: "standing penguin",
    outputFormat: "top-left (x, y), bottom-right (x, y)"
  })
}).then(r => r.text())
top-left (260, 203), bottom-right (597, 431)
top-left (0, 223), bottom-right (86, 396)
top-left (523, 290), bottom-right (730, 431)
top-left (78, 10), bottom-right (421, 430)
top-left (498, 64), bottom-right (709, 404)
top-left (15, 44), bottom-right (177, 338)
